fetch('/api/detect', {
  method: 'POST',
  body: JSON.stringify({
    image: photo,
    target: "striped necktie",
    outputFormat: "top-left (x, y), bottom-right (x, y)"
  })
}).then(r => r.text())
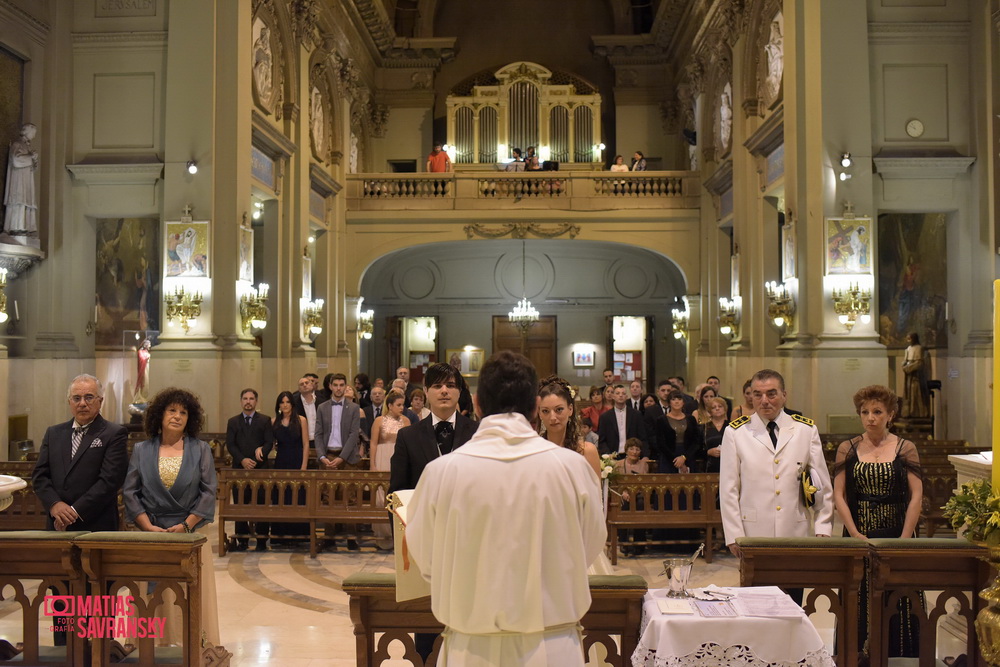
top-left (71, 426), bottom-right (86, 458)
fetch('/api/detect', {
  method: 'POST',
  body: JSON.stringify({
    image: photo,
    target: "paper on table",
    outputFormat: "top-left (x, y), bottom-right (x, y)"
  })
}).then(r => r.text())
top-left (732, 589), bottom-right (804, 618)
top-left (691, 599), bottom-right (739, 617)
top-left (656, 598), bottom-right (695, 614)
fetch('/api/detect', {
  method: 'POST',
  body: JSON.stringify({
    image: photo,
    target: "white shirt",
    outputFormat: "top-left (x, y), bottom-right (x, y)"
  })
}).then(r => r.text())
top-left (615, 406), bottom-right (627, 453)
top-left (407, 413), bottom-right (605, 666)
top-left (302, 395), bottom-right (317, 440)
top-left (326, 400), bottom-right (344, 453)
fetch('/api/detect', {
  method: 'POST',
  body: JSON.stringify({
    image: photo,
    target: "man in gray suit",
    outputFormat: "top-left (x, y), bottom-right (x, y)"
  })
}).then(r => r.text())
top-left (314, 372), bottom-right (362, 549)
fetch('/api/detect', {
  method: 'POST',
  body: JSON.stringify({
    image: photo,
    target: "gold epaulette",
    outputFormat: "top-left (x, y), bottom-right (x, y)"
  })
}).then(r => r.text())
top-left (729, 415), bottom-right (750, 429)
top-left (791, 414), bottom-right (815, 427)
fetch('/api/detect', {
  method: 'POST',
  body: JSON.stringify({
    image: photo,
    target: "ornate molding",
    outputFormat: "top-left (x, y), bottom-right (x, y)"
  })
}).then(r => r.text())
top-left (65, 162), bottom-right (164, 186)
top-left (591, 34), bottom-right (670, 66)
top-left (290, 0), bottom-right (320, 50)
top-left (368, 102), bottom-right (389, 138)
top-left (873, 156), bottom-right (976, 179)
top-left (464, 223), bottom-right (580, 240)
top-left (0, 0), bottom-right (49, 46)
top-left (350, 0), bottom-right (394, 53)
top-left (71, 31), bottom-right (167, 48)
top-left (383, 36), bottom-right (457, 66)
top-left (743, 104), bottom-right (783, 157)
top-left (702, 159), bottom-right (733, 197)
top-left (868, 22), bottom-right (970, 44)
top-left (0, 242), bottom-right (45, 279)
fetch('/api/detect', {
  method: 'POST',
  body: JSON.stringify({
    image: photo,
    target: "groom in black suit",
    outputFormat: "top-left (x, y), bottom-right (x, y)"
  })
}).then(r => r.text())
top-left (389, 362), bottom-right (477, 493)
top-left (389, 361), bottom-right (478, 661)
top-left (226, 388), bottom-right (275, 551)
top-left (33, 374), bottom-right (129, 531)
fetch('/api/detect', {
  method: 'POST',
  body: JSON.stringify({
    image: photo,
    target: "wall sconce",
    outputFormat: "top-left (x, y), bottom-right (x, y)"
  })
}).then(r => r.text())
top-left (765, 281), bottom-right (795, 329)
top-left (302, 298), bottom-right (324, 339)
top-left (252, 199), bottom-right (263, 220)
top-left (240, 283), bottom-right (269, 332)
top-left (0, 269), bottom-right (9, 324)
top-left (671, 305), bottom-right (689, 340)
top-left (358, 307), bottom-right (374, 340)
top-left (165, 286), bottom-right (203, 332)
top-left (831, 282), bottom-right (872, 331)
top-left (186, 160), bottom-right (198, 175)
top-left (839, 152), bottom-right (852, 168)
top-left (718, 296), bottom-right (741, 337)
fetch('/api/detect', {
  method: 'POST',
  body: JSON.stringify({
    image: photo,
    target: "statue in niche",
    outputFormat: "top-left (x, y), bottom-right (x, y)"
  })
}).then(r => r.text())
top-left (349, 132), bottom-right (359, 173)
top-left (132, 338), bottom-right (152, 406)
top-left (311, 86), bottom-right (325, 158)
top-left (688, 144), bottom-right (699, 171)
top-left (3, 123), bottom-right (39, 238)
top-left (902, 332), bottom-right (930, 418)
top-left (718, 90), bottom-right (732, 152)
top-left (253, 24), bottom-right (273, 102)
top-left (764, 16), bottom-right (784, 103)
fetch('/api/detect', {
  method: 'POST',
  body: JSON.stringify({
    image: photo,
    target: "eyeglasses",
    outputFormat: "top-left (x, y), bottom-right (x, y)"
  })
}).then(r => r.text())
top-left (69, 394), bottom-right (101, 404)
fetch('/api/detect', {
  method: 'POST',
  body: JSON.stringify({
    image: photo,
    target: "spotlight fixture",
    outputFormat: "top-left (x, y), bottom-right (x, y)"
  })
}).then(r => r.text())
top-left (840, 153), bottom-right (852, 168)
top-left (839, 172), bottom-right (852, 182)
top-left (252, 199), bottom-right (263, 220)
top-left (186, 160), bottom-right (198, 175)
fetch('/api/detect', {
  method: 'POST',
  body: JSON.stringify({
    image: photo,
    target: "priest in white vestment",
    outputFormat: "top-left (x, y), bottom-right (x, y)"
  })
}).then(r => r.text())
top-left (407, 350), bottom-right (607, 667)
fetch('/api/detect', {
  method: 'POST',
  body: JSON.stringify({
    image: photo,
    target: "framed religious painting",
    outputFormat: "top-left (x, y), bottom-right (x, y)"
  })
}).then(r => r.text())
top-left (301, 255), bottom-right (312, 301)
top-left (826, 217), bottom-right (872, 275)
top-left (164, 220), bottom-right (210, 278)
top-left (572, 347), bottom-right (595, 368)
top-left (446, 348), bottom-right (484, 377)
top-left (781, 223), bottom-right (796, 281)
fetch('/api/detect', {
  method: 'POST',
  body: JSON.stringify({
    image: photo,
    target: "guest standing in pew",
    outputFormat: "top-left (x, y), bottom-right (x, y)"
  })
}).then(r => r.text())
top-left (720, 369), bottom-right (833, 604)
top-left (370, 389), bottom-right (410, 550)
top-left (702, 397), bottom-right (729, 474)
top-left (833, 384), bottom-right (923, 658)
top-left (389, 362), bottom-right (478, 661)
top-left (33, 374), bottom-right (129, 645)
top-left (272, 391), bottom-right (310, 542)
top-left (655, 390), bottom-right (702, 473)
top-left (314, 373), bottom-right (362, 551)
top-left (123, 387), bottom-right (220, 647)
top-left (225, 388), bottom-right (274, 551)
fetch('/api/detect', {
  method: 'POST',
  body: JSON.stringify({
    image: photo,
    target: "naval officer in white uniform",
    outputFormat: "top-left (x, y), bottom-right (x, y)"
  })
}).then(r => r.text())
top-left (720, 368), bottom-right (833, 559)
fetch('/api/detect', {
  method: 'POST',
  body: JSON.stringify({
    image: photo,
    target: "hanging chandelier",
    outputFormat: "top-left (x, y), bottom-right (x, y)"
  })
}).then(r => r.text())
top-left (508, 240), bottom-right (539, 336)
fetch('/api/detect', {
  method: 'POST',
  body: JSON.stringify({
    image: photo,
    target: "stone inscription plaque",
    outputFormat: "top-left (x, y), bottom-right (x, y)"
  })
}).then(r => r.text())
top-left (96, 0), bottom-right (156, 18)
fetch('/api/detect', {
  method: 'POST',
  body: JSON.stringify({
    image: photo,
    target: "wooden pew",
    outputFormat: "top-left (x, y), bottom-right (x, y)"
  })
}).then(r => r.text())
top-left (920, 462), bottom-right (959, 537)
top-left (606, 473), bottom-right (722, 565)
top-left (868, 538), bottom-right (991, 667)
top-left (737, 536), bottom-right (868, 667)
top-left (0, 530), bottom-right (90, 666)
top-left (216, 469), bottom-right (391, 558)
top-left (342, 572), bottom-right (647, 667)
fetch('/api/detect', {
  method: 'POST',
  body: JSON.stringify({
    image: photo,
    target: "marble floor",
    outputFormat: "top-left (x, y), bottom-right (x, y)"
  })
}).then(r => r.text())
top-left (0, 525), bottom-right (971, 666)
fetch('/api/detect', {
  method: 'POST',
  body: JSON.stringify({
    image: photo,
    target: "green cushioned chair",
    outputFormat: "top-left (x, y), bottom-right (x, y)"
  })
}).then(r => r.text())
top-left (0, 530), bottom-right (90, 541)
top-left (72, 531), bottom-right (205, 545)
top-left (588, 574), bottom-right (647, 589)
top-left (343, 572), bottom-right (397, 588)
top-left (737, 536), bottom-right (868, 548)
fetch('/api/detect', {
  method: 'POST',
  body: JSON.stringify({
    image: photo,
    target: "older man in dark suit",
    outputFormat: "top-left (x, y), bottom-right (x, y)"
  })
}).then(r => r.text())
top-left (389, 361), bottom-right (478, 659)
top-left (598, 384), bottom-right (649, 458)
top-left (33, 374), bottom-right (128, 531)
top-left (33, 373), bottom-right (129, 644)
top-left (315, 373), bottom-right (362, 549)
top-left (226, 387), bottom-right (275, 551)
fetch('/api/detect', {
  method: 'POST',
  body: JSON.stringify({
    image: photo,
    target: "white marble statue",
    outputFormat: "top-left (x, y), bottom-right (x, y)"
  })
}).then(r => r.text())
top-left (764, 15), bottom-right (784, 102)
top-left (253, 25), bottom-right (273, 101)
top-left (311, 86), bottom-right (325, 157)
top-left (349, 132), bottom-right (359, 173)
top-left (4, 123), bottom-right (39, 236)
top-left (719, 91), bottom-right (733, 152)
top-left (688, 143), bottom-right (699, 171)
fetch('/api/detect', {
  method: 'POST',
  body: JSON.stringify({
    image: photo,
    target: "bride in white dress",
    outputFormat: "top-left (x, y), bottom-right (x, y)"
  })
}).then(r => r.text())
top-left (538, 376), bottom-right (615, 575)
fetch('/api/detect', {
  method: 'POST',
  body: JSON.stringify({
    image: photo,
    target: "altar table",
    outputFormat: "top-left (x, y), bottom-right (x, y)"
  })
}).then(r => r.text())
top-left (632, 586), bottom-right (835, 667)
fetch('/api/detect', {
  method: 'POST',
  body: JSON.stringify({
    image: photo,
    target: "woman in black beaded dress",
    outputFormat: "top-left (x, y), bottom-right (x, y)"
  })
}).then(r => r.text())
top-left (834, 384), bottom-right (923, 658)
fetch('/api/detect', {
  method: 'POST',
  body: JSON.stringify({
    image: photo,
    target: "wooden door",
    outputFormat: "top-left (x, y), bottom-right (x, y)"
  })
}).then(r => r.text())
top-left (492, 315), bottom-right (557, 378)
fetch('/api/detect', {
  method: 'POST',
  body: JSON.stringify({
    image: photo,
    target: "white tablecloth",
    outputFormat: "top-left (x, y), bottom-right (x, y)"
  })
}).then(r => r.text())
top-left (632, 587), bottom-right (836, 667)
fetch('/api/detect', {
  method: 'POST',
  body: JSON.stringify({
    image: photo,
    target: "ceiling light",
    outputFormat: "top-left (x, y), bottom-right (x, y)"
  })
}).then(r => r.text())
top-left (840, 153), bottom-right (852, 168)
top-left (186, 160), bottom-right (198, 174)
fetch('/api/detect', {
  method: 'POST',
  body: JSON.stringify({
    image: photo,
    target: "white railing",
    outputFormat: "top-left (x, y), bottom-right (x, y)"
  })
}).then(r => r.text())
top-left (347, 171), bottom-right (699, 211)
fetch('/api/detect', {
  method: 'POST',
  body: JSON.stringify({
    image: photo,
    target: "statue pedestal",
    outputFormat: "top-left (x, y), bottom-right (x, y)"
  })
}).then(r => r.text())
top-left (949, 451), bottom-right (992, 488)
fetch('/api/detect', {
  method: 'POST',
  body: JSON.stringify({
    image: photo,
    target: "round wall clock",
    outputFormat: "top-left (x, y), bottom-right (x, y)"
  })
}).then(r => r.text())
top-left (905, 118), bottom-right (925, 138)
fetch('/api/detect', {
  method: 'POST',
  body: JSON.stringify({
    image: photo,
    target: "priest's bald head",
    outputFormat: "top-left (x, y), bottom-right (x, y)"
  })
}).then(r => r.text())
top-left (474, 350), bottom-right (538, 420)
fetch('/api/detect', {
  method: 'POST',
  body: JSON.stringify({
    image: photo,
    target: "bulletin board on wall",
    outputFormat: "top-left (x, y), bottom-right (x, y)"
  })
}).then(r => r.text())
top-left (408, 353), bottom-right (436, 385)
top-left (613, 351), bottom-right (642, 382)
